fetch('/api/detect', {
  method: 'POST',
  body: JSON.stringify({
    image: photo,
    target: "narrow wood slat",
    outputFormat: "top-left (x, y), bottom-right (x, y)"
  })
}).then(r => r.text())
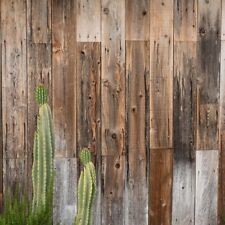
top-left (125, 0), bottom-right (149, 40)
top-left (76, 42), bottom-right (101, 225)
top-left (77, 0), bottom-right (101, 42)
top-left (52, 0), bottom-right (76, 158)
top-left (53, 158), bottom-right (77, 225)
top-left (149, 149), bottom-right (173, 225)
top-left (1, 0), bottom-right (27, 193)
top-left (195, 150), bottom-right (219, 225)
top-left (125, 41), bottom-right (149, 225)
top-left (196, 0), bottom-right (221, 150)
top-left (150, 0), bottom-right (173, 149)
top-left (174, 0), bottom-right (197, 41)
top-left (222, 0), bottom-right (225, 40)
top-left (101, 0), bottom-right (125, 223)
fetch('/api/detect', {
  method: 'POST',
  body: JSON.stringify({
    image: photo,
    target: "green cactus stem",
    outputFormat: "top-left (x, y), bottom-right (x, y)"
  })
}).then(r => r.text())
top-left (75, 149), bottom-right (96, 225)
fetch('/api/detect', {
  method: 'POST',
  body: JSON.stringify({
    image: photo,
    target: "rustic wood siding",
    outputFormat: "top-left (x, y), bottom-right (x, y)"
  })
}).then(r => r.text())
top-left (0, 1), bottom-right (224, 224)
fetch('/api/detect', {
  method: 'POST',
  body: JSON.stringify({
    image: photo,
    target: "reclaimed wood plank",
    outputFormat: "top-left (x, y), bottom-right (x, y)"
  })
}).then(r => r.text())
top-left (101, 0), bottom-right (125, 223)
top-left (76, 42), bottom-right (101, 225)
top-left (172, 42), bottom-right (197, 225)
top-left (196, 0), bottom-right (221, 150)
top-left (174, 0), bottom-right (197, 41)
top-left (150, 0), bottom-right (173, 149)
top-left (125, 41), bottom-right (149, 225)
top-left (53, 158), bottom-right (77, 225)
top-left (125, 0), bottom-right (149, 40)
top-left (1, 0), bottom-right (28, 195)
top-left (77, 0), bottom-right (101, 42)
top-left (195, 150), bottom-right (219, 225)
top-left (52, 0), bottom-right (76, 158)
top-left (149, 149), bottom-right (173, 225)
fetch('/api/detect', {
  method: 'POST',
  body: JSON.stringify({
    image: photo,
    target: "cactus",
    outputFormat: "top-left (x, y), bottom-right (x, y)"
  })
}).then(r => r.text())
top-left (32, 86), bottom-right (54, 214)
top-left (75, 149), bottom-right (96, 225)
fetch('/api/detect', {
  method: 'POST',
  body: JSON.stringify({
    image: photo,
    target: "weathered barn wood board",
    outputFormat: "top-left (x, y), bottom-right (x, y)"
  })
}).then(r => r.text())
top-left (125, 0), bottom-right (149, 40)
top-left (125, 41), bottom-right (149, 225)
top-left (149, 149), bottom-right (173, 225)
top-left (53, 158), bottom-right (77, 225)
top-left (195, 150), bottom-right (218, 225)
top-left (1, 0), bottom-right (27, 193)
top-left (196, 0), bottom-right (221, 150)
top-left (174, 0), bottom-right (197, 42)
top-left (172, 42), bottom-right (196, 225)
top-left (52, 0), bottom-right (76, 158)
top-left (150, 0), bottom-right (173, 149)
top-left (77, 0), bottom-right (101, 42)
top-left (101, 0), bottom-right (125, 223)
top-left (76, 42), bottom-right (101, 225)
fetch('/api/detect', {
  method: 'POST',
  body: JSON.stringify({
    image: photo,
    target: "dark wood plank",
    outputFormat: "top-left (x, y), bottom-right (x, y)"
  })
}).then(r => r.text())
top-left (125, 41), bottom-right (149, 225)
top-left (149, 149), bottom-right (173, 225)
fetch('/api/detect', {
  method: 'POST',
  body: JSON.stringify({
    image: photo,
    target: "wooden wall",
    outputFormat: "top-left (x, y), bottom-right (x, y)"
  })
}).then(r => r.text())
top-left (0, 0), bottom-right (224, 224)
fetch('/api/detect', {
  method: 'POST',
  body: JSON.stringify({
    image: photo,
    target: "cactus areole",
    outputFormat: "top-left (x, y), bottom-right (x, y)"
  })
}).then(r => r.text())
top-left (75, 149), bottom-right (96, 225)
top-left (32, 86), bottom-right (55, 213)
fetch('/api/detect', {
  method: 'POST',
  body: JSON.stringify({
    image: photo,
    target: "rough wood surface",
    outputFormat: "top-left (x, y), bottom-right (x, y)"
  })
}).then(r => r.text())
top-left (196, 0), bottom-right (221, 150)
top-left (195, 150), bottom-right (219, 225)
top-left (125, 0), bottom-right (149, 40)
top-left (101, 0), bottom-right (125, 223)
top-left (125, 41), bottom-right (149, 225)
top-left (53, 158), bottom-right (77, 225)
top-left (150, 0), bottom-right (173, 149)
top-left (77, 0), bottom-right (101, 42)
top-left (52, 0), bottom-right (76, 158)
top-left (149, 149), bottom-right (173, 225)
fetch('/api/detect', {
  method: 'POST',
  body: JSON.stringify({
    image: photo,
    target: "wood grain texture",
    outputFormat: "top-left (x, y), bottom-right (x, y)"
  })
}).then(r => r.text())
top-left (222, 0), bottom-right (225, 40)
top-left (149, 149), bottom-right (173, 225)
top-left (53, 158), bottom-right (77, 225)
top-left (125, 41), bottom-right (149, 225)
top-left (101, 0), bottom-right (125, 223)
top-left (196, 0), bottom-right (221, 150)
top-left (150, 0), bottom-right (173, 149)
top-left (125, 0), bottom-right (149, 40)
top-left (195, 150), bottom-right (219, 225)
top-left (174, 0), bottom-right (197, 41)
top-left (172, 42), bottom-right (197, 225)
top-left (52, 0), bottom-right (76, 158)
top-left (77, 0), bottom-right (101, 42)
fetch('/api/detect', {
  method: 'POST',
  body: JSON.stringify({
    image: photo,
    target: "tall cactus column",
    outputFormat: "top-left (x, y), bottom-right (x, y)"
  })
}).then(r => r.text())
top-left (32, 86), bottom-right (55, 213)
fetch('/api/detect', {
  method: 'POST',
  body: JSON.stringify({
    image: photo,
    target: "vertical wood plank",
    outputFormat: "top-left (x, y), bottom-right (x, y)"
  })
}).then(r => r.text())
top-left (125, 41), bottom-right (149, 225)
top-left (52, 0), bottom-right (76, 158)
top-left (149, 149), bottom-right (173, 225)
top-left (1, 0), bottom-right (27, 192)
top-left (76, 42), bottom-right (101, 225)
top-left (172, 42), bottom-right (197, 225)
top-left (77, 0), bottom-right (101, 42)
top-left (0, 1), bottom-right (2, 209)
top-left (150, 0), bottom-right (173, 149)
top-left (196, 0), bottom-right (221, 150)
top-left (222, 0), bottom-right (225, 40)
top-left (101, 0), bottom-right (125, 223)
top-left (195, 150), bottom-right (218, 225)
top-left (53, 158), bottom-right (77, 225)
top-left (125, 0), bottom-right (149, 40)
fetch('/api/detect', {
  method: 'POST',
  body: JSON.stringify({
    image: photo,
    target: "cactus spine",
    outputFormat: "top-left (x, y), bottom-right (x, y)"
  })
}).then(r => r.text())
top-left (75, 149), bottom-right (96, 225)
top-left (32, 86), bottom-right (54, 213)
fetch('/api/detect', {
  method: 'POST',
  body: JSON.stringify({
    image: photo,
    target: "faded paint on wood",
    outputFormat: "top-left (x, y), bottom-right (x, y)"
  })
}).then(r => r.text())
top-left (172, 42), bottom-right (197, 224)
top-left (101, 0), bottom-right (125, 223)
top-left (53, 158), bottom-right (77, 225)
top-left (125, 0), bottom-right (149, 40)
top-left (76, 42), bottom-right (101, 225)
top-left (52, 0), bottom-right (76, 157)
top-left (196, 0), bottom-right (221, 150)
top-left (195, 150), bottom-right (218, 225)
top-left (150, 0), bottom-right (173, 149)
top-left (149, 149), bottom-right (173, 225)
top-left (125, 41), bottom-right (149, 225)
top-left (77, 0), bottom-right (101, 42)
